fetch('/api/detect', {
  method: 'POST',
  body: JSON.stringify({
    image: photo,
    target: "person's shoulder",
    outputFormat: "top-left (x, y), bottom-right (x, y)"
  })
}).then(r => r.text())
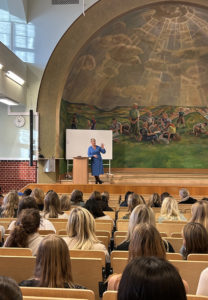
top-left (19, 279), bottom-right (39, 287)
top-left (116, 240), bottom-right (129, 251)
top-left (108, 274), bottom-right (122, 291)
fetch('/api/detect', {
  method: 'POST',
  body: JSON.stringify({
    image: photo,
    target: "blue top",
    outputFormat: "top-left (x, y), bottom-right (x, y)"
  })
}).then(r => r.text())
top-left (88, 145), bottom-right (106, 176)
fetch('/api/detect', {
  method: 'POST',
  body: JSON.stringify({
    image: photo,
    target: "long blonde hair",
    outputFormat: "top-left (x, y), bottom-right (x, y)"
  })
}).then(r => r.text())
top-left (66, 207), bottom-right (100, 249)
top-left (190, 201), bottom-right (208, 230)
top-left (160, 197), bottom-right (181, 220)
top-left (35, 234), bottom-right (74, 288)
top-left (1, 191), bottom-right (19, 218)
top-left (31, 188), bottom-right (44, 205)
top-left (126, 205), bottom-right (155, 241)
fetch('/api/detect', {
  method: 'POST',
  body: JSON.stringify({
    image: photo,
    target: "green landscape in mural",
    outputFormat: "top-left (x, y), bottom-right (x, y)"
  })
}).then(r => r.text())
top-left (60, 100), bottom-right (208, 168)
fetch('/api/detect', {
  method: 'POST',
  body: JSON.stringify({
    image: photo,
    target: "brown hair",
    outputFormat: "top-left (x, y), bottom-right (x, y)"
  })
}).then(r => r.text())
top-left (70, 190), bottom-right (83, 204)
top-left (60, 194), bottom-right (71, 211)
top-left (4, 208), bottom-right (40, 248)
top-left (183, 222), bottom-right (208, 259)
top-left (190, 201), bottom-right (208, 230)
top-left (31, 188), bottom-right (44, 205)
top-left (129, 223), bottom-right (166, 262)
top-left (128, 193), bottom-right (145, 213)
top-left (43, 191), bottom-right (63, 218)
top-left (1, 191), bottom-right (19, 217)
top-left (35, 234), bottom-right (74, 288)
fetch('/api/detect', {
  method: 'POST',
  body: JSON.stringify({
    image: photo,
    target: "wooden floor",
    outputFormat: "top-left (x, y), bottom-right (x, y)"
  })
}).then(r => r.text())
top-left (24, 168), bottom-right (208, 196)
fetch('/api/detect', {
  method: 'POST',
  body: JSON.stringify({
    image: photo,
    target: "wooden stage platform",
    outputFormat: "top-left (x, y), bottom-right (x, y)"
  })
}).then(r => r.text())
top-left (25, 168), bottom-right (208, 196)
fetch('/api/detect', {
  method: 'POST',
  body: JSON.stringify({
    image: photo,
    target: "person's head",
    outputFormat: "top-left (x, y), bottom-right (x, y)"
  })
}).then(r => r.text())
top-left (124, 191), bottom-right (133, 203)
top-left (31, 188), bottom-right (44, 206)
top-left (160, 192), bottom-right (170, 202)
top-left (35, 234), bottom-right (74, 288)
top-left (22, 189), bottom-right (32, 197)
top-left (133, 103), bottom-right (138, 109)
top-left (17, 196), bottom-right (38, 216)
top-left (127, 204), bottom-right (155, 241)
top-left (182, 222), bottom-right (208, 259)
top-left (0, 276), bottom-right (22, 300)
top-left (101, 192), bottom-right (110, 210)
top-left (5, 208), bottom-right (40, 248)
top-left (129, 224), bottom-right (166, 261)
top-left (179, 188), bottom-right (190, 200)
top-left (118, 257), bottom-right (187, 300)
top-left (91, 138), bottom-right (96, 146)
top-left (128, 193), bottom-right (145, 213)
top-left (43, 191), bottom-right (63, 218)
top-left (85, 198), bottom-right (104, 218)
top-left (2, 191), bottom-right (19, 217)
top-left (190, 200), bottom-right (208, 229)
top-left (112, 118), bottom-right (117, 125)
top-left (70, 190), bottom-right (83, 204)
top-left (89, 191), bottom-right (102, 202)
top-left (160, 197), bottom-right (181, 220)
top-left (60, 194), bottom-right (71, 211)
top-left (149, 193), bottom-right (161, 207)
top-left (66, 207), bottom-right (99, 249)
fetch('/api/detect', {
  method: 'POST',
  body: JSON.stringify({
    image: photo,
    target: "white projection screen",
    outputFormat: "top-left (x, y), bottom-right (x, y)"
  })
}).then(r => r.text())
top-left (66, 129), bottom-right (113, 160)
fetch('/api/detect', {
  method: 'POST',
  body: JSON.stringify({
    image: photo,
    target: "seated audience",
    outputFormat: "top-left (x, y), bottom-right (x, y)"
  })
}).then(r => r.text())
top-left (0, 276), bottom-right (22, 300)
top-left (70, 190), bottom-right (85, 207)
top-left (148, 193), bottom-right (161, 207)
top-left (160, 192), bottom-right (170, 203)
top-left (116, 204), bottom-right (174, 252)
top-left (19, 234), bottom-right (84, 288)
top-left (120, 191), bottom-right (133, 207)
top-left (31, 188), bottom-right (45, 211)
top-left (117, 257), bottom-right (187, 300)
top-left (60, 194), bottom-right (71, 211)
top-left (181, 222), bottom-right (208, 260)
top-left (8, 196), bottom-right (55, 232)
top-left (4, 208), bottom-right (43, 256)
top-left (42, 191), bottom-right (68, 219)
top-left (85, 194), bottom-right (113, 221)
top-left (0, 191), bottom-right (19, 218)
top-left (22, 189), bottom-right (32, 197)
top-left (123, 193), bottom-right (145, 219)
top-left (190, 200), bottom-right (208, 230)
top-left (178, 188), bottom-right (197, 204)
top-left (158, 197), bottom-right (186, 222)
top-left (63, 207), bottom-right (109, 260)
top-left (101, 192), bottom-right (113, 211)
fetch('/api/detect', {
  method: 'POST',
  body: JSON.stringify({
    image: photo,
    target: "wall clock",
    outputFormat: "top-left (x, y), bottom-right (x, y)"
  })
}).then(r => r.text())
top-left (14, 115), bottom-right (25, 127)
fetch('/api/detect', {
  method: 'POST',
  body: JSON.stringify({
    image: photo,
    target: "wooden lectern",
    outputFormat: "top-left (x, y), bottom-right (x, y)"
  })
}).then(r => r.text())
top-left (73, 157), bottom-right (89, 184)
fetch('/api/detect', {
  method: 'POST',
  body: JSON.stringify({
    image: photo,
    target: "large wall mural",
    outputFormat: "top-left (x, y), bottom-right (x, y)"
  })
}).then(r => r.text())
top-left (60, 3), bottom-right (208, 169)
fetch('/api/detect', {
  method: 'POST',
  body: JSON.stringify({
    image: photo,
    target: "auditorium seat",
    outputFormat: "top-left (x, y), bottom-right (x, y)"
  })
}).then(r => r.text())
top-left (166, 253), bottom-right (183, 260)
top-left (69, 250), bottom-right (106, 268)
top-left (156, 223), bottom-right (185, 237)
top-left (94, 223), bottom-right (112, 234)
top-left (170, 260), bottom-right (208, 294)
top-left (103, 211), bottom-right (115, 220)
top-left (21, 287), bottom-right (95, 300)
top-left (116, 220), bottom-right (129, 231)
top-left (38, 230), bottom-right (56, 235)
top-left (187, 254), bottom-right (208, 261)
top-left (165, 237), bottom-right (183, 253)
top-left (0, 247), bottom-right (32, 256)
top-left (0, 255), bottom-right (35, 283)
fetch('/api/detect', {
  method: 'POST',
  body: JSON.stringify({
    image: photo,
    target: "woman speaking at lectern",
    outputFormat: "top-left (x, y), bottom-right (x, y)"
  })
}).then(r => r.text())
top-left (88, 138), bottom-right (106, 184)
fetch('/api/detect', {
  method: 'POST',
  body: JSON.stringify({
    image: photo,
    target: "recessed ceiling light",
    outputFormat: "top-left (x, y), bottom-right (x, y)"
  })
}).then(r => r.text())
top-left (5, 71), bottom-right (25, 85)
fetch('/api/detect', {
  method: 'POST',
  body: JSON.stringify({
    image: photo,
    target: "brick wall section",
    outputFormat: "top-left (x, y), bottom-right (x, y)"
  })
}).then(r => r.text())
top-left (0, 161), bottom-right (37, 193)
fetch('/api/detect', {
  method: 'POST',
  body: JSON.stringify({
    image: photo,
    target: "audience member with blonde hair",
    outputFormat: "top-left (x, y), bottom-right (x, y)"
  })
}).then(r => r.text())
top-left (63, 207), bottom-right (109, 260)
top-left (31, 188), bottom-right (45, 211)
top-left (181, 222), bottom-right (208, 260)
top-left (43, 191), bottom-right (68, 219)
top-left (60, 194), bottom-right (71, 211)
top-left (158, 197), bottom-right (186, 222)
top-left (116, 204), bottom-right (174, 252)
top-left (0, 191), bottom-right (19, 218)
top-left (19, 234), bottom-right (84, 288)
top-left (190, 200), bottom-right (208, 230)
top-left (123, 193), bottom-right (145, 219)
top-left (4, 208), bottom-right (43, 256)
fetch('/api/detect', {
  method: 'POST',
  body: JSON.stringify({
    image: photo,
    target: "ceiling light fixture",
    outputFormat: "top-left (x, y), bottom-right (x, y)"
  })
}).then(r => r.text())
top-left (0, 97), bottom-right (19, 106)
top-left (5, 70), bottom-right (25, 85)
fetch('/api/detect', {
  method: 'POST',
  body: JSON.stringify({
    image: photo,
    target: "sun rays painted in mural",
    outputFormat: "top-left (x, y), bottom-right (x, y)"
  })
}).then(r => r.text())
top-left (60, 3), bottom-right (208, 168)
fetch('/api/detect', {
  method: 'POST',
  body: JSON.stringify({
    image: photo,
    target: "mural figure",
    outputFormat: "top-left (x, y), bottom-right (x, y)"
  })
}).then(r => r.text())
top-left (193, 123), bottom-right (208, 137)
top-left (110, 118), bottom-right (123, 142)
top-left (129, 103), bottom-right (140, 136)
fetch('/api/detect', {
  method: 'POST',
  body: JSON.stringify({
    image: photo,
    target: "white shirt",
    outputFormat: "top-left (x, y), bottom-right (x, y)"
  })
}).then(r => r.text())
top-left (8, 217), bottom-right (56, 232)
